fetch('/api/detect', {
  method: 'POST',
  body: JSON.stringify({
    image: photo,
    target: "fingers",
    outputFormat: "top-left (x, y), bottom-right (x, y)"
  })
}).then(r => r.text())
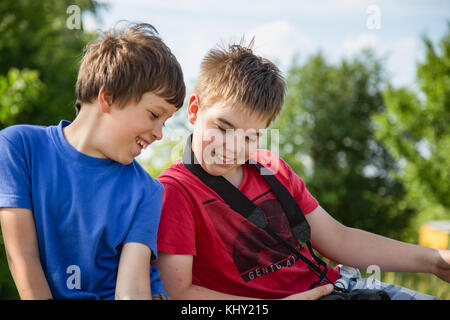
top-left (283, 284), bottom-right (334, 300)
top-left (432, 250), bottom-right (450, 283)
top-left (303, 284), bottom-right (334, 300)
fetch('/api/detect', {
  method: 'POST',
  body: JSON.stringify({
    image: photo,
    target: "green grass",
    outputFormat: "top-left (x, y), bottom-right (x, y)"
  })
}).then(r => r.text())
top-left (380, 272), bottom-right (449, 300)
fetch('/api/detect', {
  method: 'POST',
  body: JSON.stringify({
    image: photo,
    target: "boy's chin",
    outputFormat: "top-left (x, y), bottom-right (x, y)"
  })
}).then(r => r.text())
top-left (113, 153), bottom-right (135, 165)
top-left (201, 162), bottom-right (239, 176)
top-left (115, 158), bottom-right (134, 165)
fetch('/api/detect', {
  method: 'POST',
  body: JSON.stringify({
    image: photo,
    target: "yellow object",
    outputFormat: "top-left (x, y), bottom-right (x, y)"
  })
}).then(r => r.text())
top-left (419, 220), bottom-right (450, 250)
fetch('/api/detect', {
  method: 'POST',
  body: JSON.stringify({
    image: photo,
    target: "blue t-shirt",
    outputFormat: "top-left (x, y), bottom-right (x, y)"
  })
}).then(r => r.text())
top-left (0, 120), bottom-right (166, 299)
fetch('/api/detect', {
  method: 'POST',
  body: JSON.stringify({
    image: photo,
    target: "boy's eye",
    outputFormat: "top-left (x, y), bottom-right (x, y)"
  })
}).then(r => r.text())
top-left (218, 126), bottom-right (226, 132)
top-left (245, 135), bottom-right (258, 143)
top-left (150, 112), bottom-right (159, 120)
top-left (148, 111), bottom-right (159, 120)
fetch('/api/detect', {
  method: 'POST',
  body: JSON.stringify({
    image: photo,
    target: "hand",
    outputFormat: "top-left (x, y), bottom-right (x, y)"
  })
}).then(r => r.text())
top-left (282, 284), bottom-right (334, 300)
top-left (432, 249), bottom-right (450, 283)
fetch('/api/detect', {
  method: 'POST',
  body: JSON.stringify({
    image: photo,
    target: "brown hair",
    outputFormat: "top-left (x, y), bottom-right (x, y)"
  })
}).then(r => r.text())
top-left (75, 23), bottom-right (185, 113)
top-left (193, 40), bottom-right (286, 125)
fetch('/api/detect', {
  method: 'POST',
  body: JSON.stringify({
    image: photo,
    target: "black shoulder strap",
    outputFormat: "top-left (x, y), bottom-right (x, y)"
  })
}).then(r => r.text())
top-left (182, 134), bottom-right (331, 289)
top-left (253, 162), bottom-right (311, 243)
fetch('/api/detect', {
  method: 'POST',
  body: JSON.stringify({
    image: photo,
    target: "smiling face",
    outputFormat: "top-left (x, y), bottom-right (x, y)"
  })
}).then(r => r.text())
top-left (98, 91), bottom-right (178, 164)
top-left (189, 95), bottom-right (269, 178)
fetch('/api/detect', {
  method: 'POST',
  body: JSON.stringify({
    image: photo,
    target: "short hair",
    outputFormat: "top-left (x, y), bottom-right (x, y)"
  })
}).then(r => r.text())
top-left (193, 40), bottom-right (286, 125)
top-left (75, 22), bottom-right (185, 113)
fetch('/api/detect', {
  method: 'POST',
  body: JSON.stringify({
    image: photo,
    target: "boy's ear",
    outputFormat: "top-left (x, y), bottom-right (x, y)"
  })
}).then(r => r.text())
top-left (98, 87), bottom-right (113, 113)
top-left (188, 94), bottom-right (200, 124)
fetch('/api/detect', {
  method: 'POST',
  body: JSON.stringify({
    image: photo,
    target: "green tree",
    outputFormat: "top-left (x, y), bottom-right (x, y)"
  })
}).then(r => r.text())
top-left (273, 51), bottom-right (415, 240)
top-left (0, 68), bottom-right (44, 126)
top-left (0, 0), bottom-right (104, 129)
top-left (373, 25), bottom-right (450, 237)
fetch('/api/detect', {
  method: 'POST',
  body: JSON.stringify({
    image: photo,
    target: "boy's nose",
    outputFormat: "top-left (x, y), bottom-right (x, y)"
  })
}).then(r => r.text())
top-left (151, 125), bottom-right (163, 141)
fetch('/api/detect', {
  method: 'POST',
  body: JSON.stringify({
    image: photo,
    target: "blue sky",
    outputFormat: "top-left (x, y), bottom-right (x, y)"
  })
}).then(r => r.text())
top-left (85, 0), bottom-right (449, 90)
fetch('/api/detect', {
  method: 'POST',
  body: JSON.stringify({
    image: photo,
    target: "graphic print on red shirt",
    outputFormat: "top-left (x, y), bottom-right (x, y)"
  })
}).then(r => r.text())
top-left (204, 196), bottom-right (304, 282)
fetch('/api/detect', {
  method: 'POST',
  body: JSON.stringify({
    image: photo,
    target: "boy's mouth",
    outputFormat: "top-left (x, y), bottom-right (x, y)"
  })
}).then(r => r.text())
top-left (135, 136), bottom-right (150, 151)
top-left (212, 150), bottom-right (235, 164)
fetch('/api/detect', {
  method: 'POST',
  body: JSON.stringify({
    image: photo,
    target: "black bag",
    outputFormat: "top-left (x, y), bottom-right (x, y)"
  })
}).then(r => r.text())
top-left (319, 288), bottom-right (390, 300)
top-left (182, 135), bottom-right (390, 300)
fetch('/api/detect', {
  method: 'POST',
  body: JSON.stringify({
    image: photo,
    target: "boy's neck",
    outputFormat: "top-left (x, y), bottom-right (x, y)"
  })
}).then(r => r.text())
top-left (63, 105), bottom-right (106, 159)
top-left (222, 165), bottom-right (244, 188)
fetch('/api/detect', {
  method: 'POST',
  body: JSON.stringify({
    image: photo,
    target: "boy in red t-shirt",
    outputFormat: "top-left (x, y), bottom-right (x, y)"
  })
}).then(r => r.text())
top-left (155, 43), bottom-right (450, 300)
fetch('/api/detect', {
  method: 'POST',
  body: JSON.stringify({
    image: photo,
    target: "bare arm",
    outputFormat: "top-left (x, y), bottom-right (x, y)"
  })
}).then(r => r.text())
top-left (0, 207), bottom-right (52, 299)
top-left (155, 252), bottom-right (333, 300)
top-left (155, 253), bottom-right (253, 300)
top-left (306, 205), bottom-right (442, 274)
top-left (115, 242), bottom-right (152, 300)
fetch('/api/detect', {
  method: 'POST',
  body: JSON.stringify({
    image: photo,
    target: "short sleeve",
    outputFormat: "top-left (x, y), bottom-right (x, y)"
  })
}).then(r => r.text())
top-left (0, 135), bottom-right (32, 210)
top-left (157, 181), bottom-right (197, 255)
top-left (124, 181), bottom-right (164, 260)
top-left (279, 157), bottom-right (319, 215)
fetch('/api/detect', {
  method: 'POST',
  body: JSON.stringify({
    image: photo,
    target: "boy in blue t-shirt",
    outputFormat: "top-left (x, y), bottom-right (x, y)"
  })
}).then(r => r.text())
top-left (0, 23), bottom-right (185, 300)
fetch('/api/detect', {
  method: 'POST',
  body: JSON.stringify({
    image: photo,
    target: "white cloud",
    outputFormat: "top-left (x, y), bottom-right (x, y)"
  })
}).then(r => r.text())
top-left (335, 33), bottom-right (419, 86)
top-left (336, 34), bottom-right (385, 61)
top-left (177, 34), bottom-right (213, 84)
top-left (160, 20), bottom-right (318, 86)
top-left (384, 37), bottom-right (419, 86)
top-left (245, 21), bottom-right (318, 71)
top-left (82, 13), bottom-right (101, 32)
top-left (244, 24), bottom-right (419, 86)
top-left (340, 33), bottom-right (381, 57)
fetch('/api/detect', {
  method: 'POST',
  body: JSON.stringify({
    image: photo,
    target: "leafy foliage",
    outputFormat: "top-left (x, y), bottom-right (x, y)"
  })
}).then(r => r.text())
top-left (373, 25), bottom-right (450, 239)
top-left (0, 68), bottom-right (44, 126)
top-left (0, 0), bottom-right (103, 129)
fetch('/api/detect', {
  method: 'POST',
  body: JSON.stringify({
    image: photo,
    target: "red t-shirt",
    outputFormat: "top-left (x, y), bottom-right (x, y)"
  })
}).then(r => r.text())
top-left (157, 149), bottom-right (339, 299)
